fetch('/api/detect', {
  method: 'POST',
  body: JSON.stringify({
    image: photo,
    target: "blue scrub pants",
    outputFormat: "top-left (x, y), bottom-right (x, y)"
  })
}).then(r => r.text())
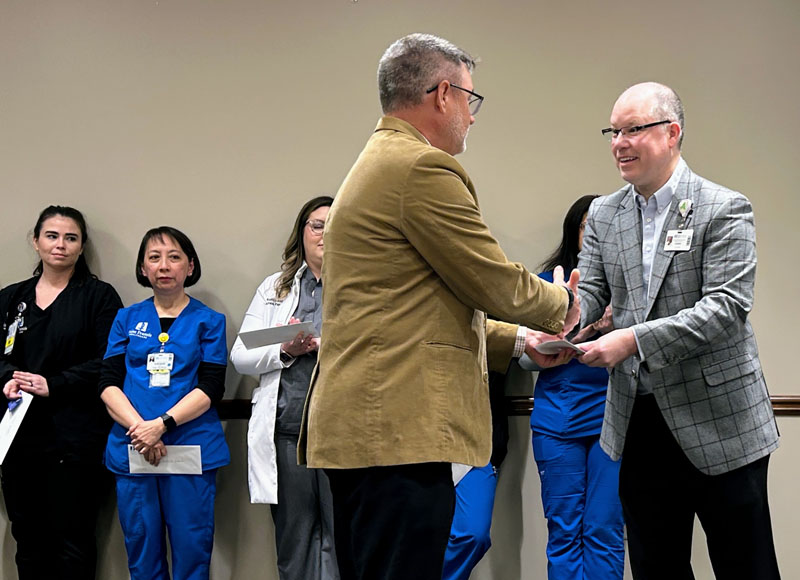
top-left (115, 471), bottom-right (217, 580)
top-left (441, 463), bottom-right (498, 580)
top-left (532, 432), bottom-right (624, 580)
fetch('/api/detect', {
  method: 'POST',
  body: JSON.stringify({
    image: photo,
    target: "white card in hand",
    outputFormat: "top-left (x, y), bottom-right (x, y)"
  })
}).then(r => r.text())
top-left (128, 444), bottom-right (202, 474)
top-left (238, 322), bottom-right (316, 349)
top-left (0, 391), bottom-right (34, 465)
top-left (534, 339), bottom-right (585, 355)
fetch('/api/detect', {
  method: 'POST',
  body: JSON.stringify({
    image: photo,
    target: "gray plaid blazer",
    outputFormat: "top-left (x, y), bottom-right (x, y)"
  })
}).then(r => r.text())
top-left (578, 162), bottom-right (779, 476)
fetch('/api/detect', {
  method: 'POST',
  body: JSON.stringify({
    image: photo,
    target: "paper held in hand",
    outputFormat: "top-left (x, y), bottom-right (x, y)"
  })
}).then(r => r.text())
top-left (128, 444), bottom-right (202, 474)
top-left (0, 391), bottom-right (34, 465)
top-left (238, 321), bottom-right (316, 349)
top-left (534, 339), bottom-right (586, 355)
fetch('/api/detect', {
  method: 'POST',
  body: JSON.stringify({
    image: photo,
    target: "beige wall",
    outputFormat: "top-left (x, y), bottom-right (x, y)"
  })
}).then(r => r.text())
top-left (1, 0), bottom-right (798, 578)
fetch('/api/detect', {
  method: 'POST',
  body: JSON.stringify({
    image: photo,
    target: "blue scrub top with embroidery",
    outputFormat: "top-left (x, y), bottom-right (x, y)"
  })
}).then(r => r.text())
top-left (103, 296), bottom-right (230, 475)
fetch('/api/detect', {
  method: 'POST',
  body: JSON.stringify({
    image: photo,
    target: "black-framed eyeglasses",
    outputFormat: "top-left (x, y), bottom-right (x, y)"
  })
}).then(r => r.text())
top-left (305, 219), bottom-right (325, 236)
top-left (426, 82), bottom-right (484, 116)
top-left (601, 120), bottom-right (672, 142)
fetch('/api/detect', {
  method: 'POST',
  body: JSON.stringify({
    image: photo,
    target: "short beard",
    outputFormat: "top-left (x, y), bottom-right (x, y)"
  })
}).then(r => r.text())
top-left (445, 110), bottom-right (469, 155)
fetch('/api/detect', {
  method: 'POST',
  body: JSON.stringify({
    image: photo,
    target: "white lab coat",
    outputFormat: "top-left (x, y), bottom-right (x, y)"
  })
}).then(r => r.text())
top-left (230, 264), bottom-right (307, 504)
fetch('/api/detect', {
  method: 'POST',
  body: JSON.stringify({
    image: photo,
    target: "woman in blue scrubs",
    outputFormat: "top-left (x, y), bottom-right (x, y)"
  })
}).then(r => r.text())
top-left (99, 226), bottom-right (229, 580)
top-left (521, 195), bottom-right (624, 580)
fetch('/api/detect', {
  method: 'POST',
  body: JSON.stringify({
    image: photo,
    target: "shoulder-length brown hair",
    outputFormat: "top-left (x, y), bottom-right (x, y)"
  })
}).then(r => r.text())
top-left (275, 195), bottom-right (334, 299)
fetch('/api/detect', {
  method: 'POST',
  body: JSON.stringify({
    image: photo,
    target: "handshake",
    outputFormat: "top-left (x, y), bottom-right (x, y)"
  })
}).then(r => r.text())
top-left (552, 265), bottom-right (581, 337)
top-left (524, 266), bottom-right (631, 369)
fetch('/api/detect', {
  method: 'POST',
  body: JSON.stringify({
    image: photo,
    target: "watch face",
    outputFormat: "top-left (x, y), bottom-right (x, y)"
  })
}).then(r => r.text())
top-left (161, 414), bottom-right (177, 431)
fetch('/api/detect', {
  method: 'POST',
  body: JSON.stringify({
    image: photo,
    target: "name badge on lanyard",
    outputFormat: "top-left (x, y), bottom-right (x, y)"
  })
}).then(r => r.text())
top-left (4, 302), bottom-right (27, 356)
top-left (4, 320), bottom-right (19, 355)
top-left (147, 332), bottom-right (174, 388)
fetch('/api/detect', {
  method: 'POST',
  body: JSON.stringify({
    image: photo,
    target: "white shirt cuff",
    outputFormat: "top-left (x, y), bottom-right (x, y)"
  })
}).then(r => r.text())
top-left (513, 326), bottom-right (528, 358)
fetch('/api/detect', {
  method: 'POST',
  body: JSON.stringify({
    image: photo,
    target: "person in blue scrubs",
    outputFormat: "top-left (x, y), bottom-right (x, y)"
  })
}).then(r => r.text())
top-left (521, 195), bottom-right (624, 580)
top-left (99, 226), bottom-right (229, 580)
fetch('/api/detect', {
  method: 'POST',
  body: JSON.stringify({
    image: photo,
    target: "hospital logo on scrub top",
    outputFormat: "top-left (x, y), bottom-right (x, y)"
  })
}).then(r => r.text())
top-left (129, 321), bottom-right (153, 340)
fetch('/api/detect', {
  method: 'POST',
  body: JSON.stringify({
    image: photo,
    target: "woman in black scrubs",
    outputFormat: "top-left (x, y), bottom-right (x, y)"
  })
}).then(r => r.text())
top-left (0, 205), bottom-right (123, 580)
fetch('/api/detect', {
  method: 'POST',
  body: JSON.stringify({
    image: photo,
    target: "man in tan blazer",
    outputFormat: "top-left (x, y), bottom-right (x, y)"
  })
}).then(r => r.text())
top-left (300, 33), bottom-right (579, 580)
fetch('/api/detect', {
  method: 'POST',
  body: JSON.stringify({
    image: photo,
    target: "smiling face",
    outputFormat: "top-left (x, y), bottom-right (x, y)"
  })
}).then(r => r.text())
top-left (33, 215), bottom-right (84, 274)
top-left (609, 85), bottom-right (681, 198)
top-left (141, 234), bottom-right (194, 295)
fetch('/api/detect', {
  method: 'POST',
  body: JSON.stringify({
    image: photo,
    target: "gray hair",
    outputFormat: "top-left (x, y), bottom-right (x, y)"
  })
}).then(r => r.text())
top-left (377, 33), bottom-right (476, 114)
top-left (649, 83), bottom-right (685, 149)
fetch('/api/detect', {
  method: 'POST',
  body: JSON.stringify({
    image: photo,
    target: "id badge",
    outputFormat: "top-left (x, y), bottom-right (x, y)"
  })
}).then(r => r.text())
top-left (149, 371), bottom-right (171, 387)
top-left (4, 320), bottom-right (19, 355)
top-left (147, 352), bottom-right (174, 388)
top-left (664, 229), bottom-right (693, 252)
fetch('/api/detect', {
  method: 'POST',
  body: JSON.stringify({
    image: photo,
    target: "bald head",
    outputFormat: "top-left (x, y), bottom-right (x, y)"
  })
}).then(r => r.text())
top-left (615, 82), bottom-right (684, 148)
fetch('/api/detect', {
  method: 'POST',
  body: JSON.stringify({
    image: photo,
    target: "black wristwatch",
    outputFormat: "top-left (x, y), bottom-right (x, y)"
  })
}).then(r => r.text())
top-left (160, 413), bottom-right (177, 432)
top-left (564, 286), bottom-right (574, 310)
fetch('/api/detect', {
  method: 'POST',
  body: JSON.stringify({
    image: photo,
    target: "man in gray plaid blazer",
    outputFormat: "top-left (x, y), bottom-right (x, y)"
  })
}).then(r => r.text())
top-left (576, 82), bottom-right (780, 579)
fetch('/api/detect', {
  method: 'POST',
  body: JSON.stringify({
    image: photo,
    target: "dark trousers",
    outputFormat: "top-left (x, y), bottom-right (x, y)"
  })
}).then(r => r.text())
top-left (1, 458), bottom-right (112, 580)
top-left (326, 462), bottom-right (454, 580)
top-left (620, 394), bottom-right (780, 580)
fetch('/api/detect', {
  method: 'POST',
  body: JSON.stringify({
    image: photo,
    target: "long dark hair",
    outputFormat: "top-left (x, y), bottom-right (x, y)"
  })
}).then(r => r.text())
top-left (539, 195), bottom-right (599, 275)
top-left (32, 205), bottom-right (94, 283)
top-left (135, 226), bottom-right (202, 288)
top-left (275, 195), bottom-right (334, 299)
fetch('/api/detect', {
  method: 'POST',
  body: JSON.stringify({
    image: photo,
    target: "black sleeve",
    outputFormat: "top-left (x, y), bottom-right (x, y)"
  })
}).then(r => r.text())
top-left (99, 354), bottom-right (126, 395)
top-left (0, 283), bottom-right (23, 386)
top-left (47, 282), bottom-right (123, 401)
top-left (195, 362), bottom-right (226, 405)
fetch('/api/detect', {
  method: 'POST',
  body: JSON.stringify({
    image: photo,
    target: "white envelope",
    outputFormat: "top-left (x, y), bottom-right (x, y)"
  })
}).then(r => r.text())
top-left (0, 391), bottom-right (34, 465)
top-left (128, 444), bottom-right (202, 474)
top-left (534, 339), bottom-right (586, 355)
top-left (238, 321), bottom-right (316, 349)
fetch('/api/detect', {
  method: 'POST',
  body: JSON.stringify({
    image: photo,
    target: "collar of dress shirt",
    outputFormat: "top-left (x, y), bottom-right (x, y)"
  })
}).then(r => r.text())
top-left (634, 157), bottom-right (687, 212)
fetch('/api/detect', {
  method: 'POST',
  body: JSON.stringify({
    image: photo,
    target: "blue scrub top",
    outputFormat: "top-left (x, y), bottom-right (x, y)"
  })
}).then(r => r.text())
top-left (103, 296), bottom-right (230, 474)
top-left (531, 271), bottom-right (609, 438)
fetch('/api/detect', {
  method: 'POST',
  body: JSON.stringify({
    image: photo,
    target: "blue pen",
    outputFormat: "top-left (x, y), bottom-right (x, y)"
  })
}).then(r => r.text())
top-left (8, 398), bottom-right (22, 411)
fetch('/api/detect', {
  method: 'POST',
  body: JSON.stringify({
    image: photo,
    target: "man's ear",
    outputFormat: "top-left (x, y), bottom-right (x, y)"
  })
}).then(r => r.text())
top-left (432, 81), bottom-right (451, 113)
top-left (668, 122), bottom-right (682, 148)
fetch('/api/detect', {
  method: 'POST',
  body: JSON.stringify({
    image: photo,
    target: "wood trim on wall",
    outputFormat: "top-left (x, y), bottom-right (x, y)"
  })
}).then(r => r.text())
top-left (506, 394), bottom-right (800, 417)
top-left (217, 395), bottom-right (800, 421)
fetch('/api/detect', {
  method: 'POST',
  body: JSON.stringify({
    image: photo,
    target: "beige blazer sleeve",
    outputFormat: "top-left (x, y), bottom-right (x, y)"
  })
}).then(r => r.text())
top-left (486, 320), bottom-right (519, 372)
top-left (400, 148), bottom-right (568, 333)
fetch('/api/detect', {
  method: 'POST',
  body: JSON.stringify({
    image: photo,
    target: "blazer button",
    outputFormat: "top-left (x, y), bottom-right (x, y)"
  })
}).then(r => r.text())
top-left (483, 372), bottom-right (489, 383)
top-left (631, 369), bottom-right (638, 379)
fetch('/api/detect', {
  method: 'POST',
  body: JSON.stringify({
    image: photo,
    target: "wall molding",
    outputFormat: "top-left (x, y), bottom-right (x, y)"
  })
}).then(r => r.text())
top-left (217, 395), bottom-right (800, 420)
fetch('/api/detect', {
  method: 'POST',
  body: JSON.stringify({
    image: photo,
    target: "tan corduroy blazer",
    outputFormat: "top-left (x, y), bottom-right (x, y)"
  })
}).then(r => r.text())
top-left (300, 116), bottom-right (568, 469)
